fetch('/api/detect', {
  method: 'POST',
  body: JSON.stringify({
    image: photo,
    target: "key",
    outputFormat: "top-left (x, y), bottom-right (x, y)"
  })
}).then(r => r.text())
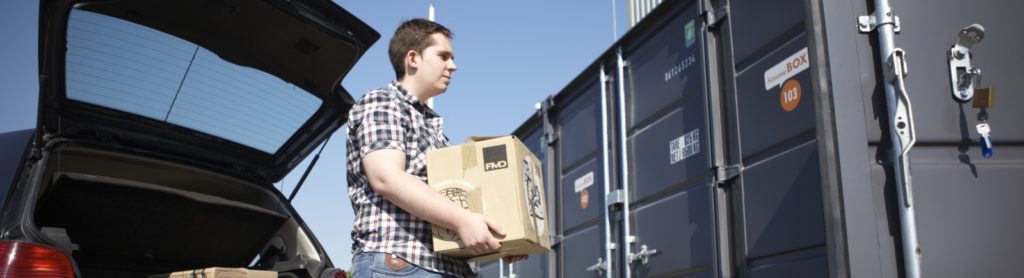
top-left (976, 123), bottom-right (993, 158)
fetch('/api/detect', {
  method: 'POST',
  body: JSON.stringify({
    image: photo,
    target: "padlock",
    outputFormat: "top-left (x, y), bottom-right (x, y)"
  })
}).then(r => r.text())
top-left (973, 87), bottom-right (994, 109)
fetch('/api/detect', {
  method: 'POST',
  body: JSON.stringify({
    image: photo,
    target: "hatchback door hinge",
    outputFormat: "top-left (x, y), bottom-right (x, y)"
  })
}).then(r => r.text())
top-left (704, 5), bottom-right (729, 29)
top-left (714, 164), bottom-right (743, 185)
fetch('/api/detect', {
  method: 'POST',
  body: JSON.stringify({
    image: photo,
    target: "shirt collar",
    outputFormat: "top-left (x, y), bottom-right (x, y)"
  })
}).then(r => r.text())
top-left (389, 81), bottom-right (441, 117)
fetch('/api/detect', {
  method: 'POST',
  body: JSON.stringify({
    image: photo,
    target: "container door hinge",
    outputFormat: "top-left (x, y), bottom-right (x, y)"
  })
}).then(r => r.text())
top-left (858, 10), bottom-right (900, 33)
top-left (703, 5), bottom-right (729, 29)
top-left (542, 130), bottom-right (559, 147)
top-left (538, 96), bottom-right (559, 146)
top-left (606, 189), bottom-right (627, 206)
top-left (549, 234), bottom-right (563, 247)
top-left (714, 164), bottom-right (743, 185)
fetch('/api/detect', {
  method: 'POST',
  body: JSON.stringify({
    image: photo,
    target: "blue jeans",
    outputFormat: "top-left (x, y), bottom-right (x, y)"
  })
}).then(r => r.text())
top-left (351, 252), bottom-right (464, 278)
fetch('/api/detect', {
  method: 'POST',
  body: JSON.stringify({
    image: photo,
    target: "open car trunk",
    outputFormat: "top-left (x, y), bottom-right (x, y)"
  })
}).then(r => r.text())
top-left (32, 145), bottom-right (317, 277)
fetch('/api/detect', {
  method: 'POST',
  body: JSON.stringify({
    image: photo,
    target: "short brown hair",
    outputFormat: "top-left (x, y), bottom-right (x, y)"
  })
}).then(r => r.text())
top-left (388, 18), bottom-right (453, 80)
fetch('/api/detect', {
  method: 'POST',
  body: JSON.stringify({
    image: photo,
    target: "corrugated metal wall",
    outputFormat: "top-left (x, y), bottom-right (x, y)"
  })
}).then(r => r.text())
top-left (627, 0), bottom-right (663, 27)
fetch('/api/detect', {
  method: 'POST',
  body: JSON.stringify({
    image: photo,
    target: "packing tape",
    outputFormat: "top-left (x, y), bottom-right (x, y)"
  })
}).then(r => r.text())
top-left (461, 141), bottom-right (477, 170)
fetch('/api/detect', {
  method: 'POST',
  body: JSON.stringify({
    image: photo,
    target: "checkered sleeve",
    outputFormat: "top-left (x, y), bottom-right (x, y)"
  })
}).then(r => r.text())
top-left (355, 92), bottom-right (408, 158)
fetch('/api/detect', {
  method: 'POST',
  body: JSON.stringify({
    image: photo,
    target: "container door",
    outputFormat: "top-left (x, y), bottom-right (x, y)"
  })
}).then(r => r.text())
top-left (510, 117), bottom-right (554, 278)
top-left (477, 260), bottom-right (502, 278)
top-left (878, 1), bottom-right (1024, 277)
top-left (838, 0), bottom-right (1024, 277)
top-left (552, 74), bottom-right (611, 278)
top-left (725, 0), bottom-right (829, 276)
top-left (618, 1), bottom-right (719, 277)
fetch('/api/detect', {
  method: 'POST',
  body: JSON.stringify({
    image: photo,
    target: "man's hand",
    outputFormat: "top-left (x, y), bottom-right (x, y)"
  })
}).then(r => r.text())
top-left (456, 213), bottom-right (505, 255)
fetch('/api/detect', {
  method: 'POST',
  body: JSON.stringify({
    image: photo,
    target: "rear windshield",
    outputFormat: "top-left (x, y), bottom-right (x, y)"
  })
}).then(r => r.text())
top-left (64, 9), bottom-right (321, 154)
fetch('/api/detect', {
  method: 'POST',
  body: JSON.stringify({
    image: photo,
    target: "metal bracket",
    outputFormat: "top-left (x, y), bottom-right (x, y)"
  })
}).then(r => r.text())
top-left (606, 189), bottom-right (626, 206)
top-left (586, 257), bottom-right (608, 274)
top-left (628, 244), bottom-right (659, 265)
top-left (947, 24), bottom-right (985, 103)
top-left (714, 164), bottom-right (743, 185)
top-left (885, 49), bottom-right (909, 84)
top-left (704, 5), bottom-right (729, 29)
top-left (858, 12), bottom-right (900, 33)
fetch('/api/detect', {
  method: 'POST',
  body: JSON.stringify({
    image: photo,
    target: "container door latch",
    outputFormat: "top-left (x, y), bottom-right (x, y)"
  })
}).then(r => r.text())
top-left (586, 257), bottom-right (607, 275)
top-left (947, 24), bottom-right (985, 103)
top-left (628, 244), bottom-right (659, 265)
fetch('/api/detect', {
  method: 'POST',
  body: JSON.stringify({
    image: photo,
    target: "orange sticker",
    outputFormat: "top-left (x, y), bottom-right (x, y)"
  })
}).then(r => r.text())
top-left (580, 189), bottom-right (589, 209)
top-left (780, 79), bottom-right (802, 112)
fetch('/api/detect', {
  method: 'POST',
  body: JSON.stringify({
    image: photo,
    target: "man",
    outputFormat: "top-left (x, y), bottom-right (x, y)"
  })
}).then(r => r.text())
top-left (346, 19), bottom-right (524, 278)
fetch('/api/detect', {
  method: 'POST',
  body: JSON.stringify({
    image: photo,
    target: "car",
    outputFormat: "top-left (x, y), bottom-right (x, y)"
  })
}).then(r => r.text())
top-left (0, 0), bottom-right (378, 277)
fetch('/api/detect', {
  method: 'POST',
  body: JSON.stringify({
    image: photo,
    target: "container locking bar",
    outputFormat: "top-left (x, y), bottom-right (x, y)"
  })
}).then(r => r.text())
top-left (859, 2), bottom-right (922, 276)
top-left (598, 65), bottom-right (615, 278)
top-left (947, 24), bottom-right (985, 102)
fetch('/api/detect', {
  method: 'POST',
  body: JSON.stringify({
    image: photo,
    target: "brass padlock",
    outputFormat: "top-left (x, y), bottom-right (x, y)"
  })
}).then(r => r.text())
top-left (973, 87), bottom-right (994, 108)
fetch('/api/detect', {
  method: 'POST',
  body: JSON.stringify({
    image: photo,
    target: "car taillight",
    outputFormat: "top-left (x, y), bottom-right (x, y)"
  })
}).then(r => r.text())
top-left (0, 241), bottom-right (74, 278)
top-left (321, 268), bottom-right (347, 278)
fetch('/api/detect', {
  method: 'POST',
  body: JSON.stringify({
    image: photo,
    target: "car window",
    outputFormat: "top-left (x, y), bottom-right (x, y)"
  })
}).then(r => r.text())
top-left (65, 9), bottom-right (322, 154)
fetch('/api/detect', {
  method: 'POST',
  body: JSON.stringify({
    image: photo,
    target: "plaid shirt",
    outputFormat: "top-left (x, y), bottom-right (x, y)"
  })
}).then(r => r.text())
top-left (346, 81), bottom-right (471, 276)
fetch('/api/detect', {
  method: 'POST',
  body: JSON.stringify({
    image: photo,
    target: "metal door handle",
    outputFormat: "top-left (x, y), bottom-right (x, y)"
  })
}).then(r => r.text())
top-left (629, 244), bottom-right (659, 265)
top-left (585, 257), bottom-right (607, 274)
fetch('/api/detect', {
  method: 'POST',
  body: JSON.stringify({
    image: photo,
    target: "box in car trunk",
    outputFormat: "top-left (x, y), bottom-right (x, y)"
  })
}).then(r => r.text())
top-left (148, 267), bottom-right (276, 278)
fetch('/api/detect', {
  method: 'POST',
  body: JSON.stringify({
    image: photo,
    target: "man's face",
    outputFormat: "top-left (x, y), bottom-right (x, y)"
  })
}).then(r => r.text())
top-left (414, 33), bottom-right (457, 95)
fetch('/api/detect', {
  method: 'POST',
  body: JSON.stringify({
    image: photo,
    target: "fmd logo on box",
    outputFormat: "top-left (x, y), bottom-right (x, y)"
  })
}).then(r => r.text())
top-left (483, 145), bottom-right (508, 171)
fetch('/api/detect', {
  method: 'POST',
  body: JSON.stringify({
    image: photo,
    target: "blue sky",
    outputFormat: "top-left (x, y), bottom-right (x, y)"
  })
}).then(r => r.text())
top-left (1, 0), bottom-right (630, 269)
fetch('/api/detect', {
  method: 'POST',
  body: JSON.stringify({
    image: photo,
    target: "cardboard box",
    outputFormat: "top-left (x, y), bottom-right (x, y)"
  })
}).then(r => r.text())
top-left (148, 267), bottom-right (276, 278)
top-left (427, 135), bottom-right (550, 261)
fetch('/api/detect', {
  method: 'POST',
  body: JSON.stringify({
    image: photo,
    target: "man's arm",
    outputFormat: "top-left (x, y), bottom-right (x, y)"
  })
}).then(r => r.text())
top-left (363, 149), bottom-right (504, 255)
